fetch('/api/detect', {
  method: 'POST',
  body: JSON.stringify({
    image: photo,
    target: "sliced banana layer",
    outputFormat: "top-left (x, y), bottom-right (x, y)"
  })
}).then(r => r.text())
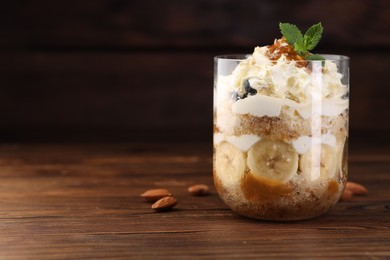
top-left (247, 139), bottom-right (298, 183)
top-left (215, 141), bottom-right (247, 187)
top-left (337, 136), bottom-right (348, 177)
top-left (299, 144), bottom-right (337, 181)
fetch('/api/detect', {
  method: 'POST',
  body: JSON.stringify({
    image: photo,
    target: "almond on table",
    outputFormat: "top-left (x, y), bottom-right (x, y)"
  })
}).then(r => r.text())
top-left (140, 188), bottom-right (172, 202)
top-left (346, 182), bottom-right (368, 195)
top-left (339, 181), bottom-right (368, 202)
top-left (152, 196), bottom-right (177, 211)
top-left (340, 189), bottom-right (353, 202)
top-left (188, 184), bottom-right (210, 196)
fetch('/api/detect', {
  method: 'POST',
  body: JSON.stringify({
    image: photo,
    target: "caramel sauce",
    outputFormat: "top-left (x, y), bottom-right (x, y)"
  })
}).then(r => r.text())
top-left (267, 37), bottom-right (307, 68)
top-left (213, 124), bottom-right (220, 133)
top-left (327, 180), bottom-right (339, 196)
top-left (241, 173), bottom-right (292, 202)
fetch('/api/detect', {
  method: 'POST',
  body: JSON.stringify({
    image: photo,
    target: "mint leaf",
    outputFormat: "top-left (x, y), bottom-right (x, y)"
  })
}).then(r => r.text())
top-left (305, 54), bottom-right (325, 61)
top-left (279, 22), bottom-right (303, 46)
top-left (279, 22), bottom-right (324, 61)
top-left (303, 23), bottom-right (323, 51)
top-left (306, 54), bottom-right (325, 67)
top-left (294, 42), bottom-right (307, 56)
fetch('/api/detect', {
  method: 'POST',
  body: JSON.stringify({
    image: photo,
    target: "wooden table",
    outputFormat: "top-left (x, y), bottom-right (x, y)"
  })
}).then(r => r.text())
top-left (0, 142), bottom-right (389, 259)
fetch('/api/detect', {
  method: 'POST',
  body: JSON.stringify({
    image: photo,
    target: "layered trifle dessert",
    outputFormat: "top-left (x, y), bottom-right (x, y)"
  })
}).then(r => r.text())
top-left (213, 23), bottom-right (349, 220)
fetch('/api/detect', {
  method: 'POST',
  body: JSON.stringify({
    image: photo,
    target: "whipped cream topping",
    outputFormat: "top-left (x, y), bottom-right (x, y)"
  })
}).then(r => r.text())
top-left (292, 133), bottom-right (336, 154)
top-left (232, 94), bottom-right (348, 119)
top-left (213, 133), bottom-right (224, 146)
top-left (215, 46), bottom-right (348, 119)
top-left (227, 135), bottom-right (261, 151)
top-left (214, 134), bottom-right (261, 152)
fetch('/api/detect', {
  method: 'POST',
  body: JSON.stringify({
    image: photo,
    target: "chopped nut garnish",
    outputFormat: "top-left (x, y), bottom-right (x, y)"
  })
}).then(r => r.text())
top-left (268, 37), bottom-right (307, 67)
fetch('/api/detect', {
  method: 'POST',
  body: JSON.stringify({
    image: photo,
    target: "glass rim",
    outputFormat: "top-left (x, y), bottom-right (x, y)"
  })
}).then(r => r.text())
top-left (214, 54), bottom-right (350, 62)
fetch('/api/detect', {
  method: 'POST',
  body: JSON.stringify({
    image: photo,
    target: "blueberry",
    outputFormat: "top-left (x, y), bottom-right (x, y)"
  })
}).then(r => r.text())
top-left (244, 79), bottom-right (257, 95)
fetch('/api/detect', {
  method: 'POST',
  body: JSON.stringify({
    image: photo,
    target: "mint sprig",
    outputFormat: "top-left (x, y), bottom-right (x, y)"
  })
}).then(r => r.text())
top-left (279, 23), bottom-right (303, 48)
top-left (279, 22), bottom-right (324, 60)
top-left (303, 23), bottom-right (323, 51)
top-left (305, 54), bottom-right (325, 61)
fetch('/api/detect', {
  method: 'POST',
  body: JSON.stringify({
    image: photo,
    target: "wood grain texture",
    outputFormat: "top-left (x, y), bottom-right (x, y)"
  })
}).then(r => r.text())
top-left (0, 0), bottom-right (388, 48)
top-left (0, 143), bottom-right (389, 259)
top-left (0, 0), bottom-right (389, 142)
top-left (0, 51), bottom-right (389, 142)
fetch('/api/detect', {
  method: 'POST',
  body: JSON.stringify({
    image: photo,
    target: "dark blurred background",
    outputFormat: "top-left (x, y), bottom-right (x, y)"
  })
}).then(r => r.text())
top-left (0, 0), bottom-right (389, 144)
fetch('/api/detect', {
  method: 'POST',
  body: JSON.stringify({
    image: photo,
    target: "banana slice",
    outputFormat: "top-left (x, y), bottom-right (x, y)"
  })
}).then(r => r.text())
top-left (336, 136), bottom-right (348, 178)
top-left (299, 144), bottom-right (337, 181)
top-left (215, 141), bottom-right (247, 187)
top-left (247, 139), bottom-right (298, 183)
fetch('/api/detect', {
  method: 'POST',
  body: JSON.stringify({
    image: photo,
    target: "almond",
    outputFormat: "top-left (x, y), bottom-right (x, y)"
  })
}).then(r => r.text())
top-left (152, 196), bottom-right (177, 211)
top-left (340, 188), bottom-right (353, 202)
top-left (140, 188), bottom-right (171, 202)
top-left (188, 184), bottom-right (210, 196)
top-left (346, 181), bottom-right (368, 195)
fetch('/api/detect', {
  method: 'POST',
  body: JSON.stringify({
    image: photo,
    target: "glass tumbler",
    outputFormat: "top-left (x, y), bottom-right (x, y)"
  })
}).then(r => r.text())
top-left (213, 54), bottom-right (349, 221)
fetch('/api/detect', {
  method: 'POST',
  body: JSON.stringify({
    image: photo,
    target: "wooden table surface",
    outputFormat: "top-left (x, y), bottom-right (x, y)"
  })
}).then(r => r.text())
top-left (0, 142), bottom-right (389, 259)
